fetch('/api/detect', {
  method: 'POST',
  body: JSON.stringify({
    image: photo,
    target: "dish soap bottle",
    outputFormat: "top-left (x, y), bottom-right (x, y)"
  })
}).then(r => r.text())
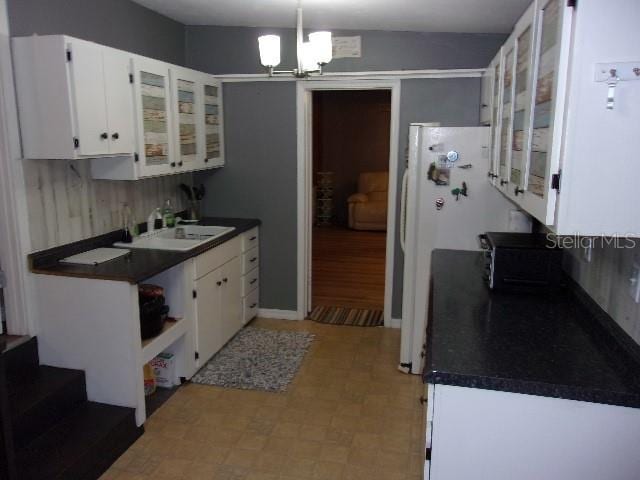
top-left (162, 199), bottom-right (175, 228)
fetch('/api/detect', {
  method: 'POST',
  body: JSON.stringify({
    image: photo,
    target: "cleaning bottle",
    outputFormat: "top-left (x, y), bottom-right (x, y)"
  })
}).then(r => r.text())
top-left (162, 199), bottom-right (175, 228)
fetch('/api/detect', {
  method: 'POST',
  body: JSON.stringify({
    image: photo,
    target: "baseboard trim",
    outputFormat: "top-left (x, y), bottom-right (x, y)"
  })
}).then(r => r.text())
top-left (390, 318), bottom-right (402, 329)
top-left (257, 309), bottom-right (300, 321)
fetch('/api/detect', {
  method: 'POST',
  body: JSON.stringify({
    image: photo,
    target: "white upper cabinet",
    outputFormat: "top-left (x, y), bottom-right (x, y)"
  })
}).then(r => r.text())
top-left (508, 5), bottom-right (536, 201)
top-left (497, 35), bottom-right (516, 195)
top-left (486, 0), bottom-right (639, 236)
top-left (103, 50), bottom-right (136, 155)
top-left (67, 40), bottom-right (110, 157)
top-left (168, 69), bottom-right (224, 173)
top-left (487, 49), bottom-right (503, 185)
top-left (171, 67), bottom-right (202, 172)
top-left (518, 0), bottom-right (572, 224)
top-left (200, 75), bottom-right (225, 169)
top-left (12, 36), bottom-right (134, 159)
top-left (12, 35), bottom-right (225, 180)
top-left (479, 67), bottom-right (493, 126)
top-left (132, 57), bottom-right (175, 178)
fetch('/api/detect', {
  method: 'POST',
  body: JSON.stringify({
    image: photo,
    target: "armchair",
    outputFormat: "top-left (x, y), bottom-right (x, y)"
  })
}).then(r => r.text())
top-left (347, 172), bottom-right (388, 231)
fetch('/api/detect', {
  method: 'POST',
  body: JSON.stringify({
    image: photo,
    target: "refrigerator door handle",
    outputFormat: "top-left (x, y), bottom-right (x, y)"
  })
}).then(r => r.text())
top-left (400, 168), bottom-right (409, 252)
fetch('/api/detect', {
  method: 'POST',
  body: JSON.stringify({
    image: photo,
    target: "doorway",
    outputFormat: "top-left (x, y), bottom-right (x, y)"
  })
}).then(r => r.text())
top-left (296, 80), bottom-right (401, 326)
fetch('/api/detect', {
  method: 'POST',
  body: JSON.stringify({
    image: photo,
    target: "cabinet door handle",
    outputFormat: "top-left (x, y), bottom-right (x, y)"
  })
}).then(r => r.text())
top-left (419, 396), bottom-right (427, 405)
top-left (249, 236), bottom-right (257, 241)
top-left (170, 162), bottom-right (176, 168)
top-left (514, 187), bottom-right (525, 196)
top-left (250, 257), bottom-right (257, 263)
top-left (500, 179), bottom-right (508, 186)
top-left (216, 281), bottom-right (222, 286)
top-left (178, 161), bottom-right (183, 167)
top-left (250, 303), bottom-right (257, 308)
top-left (249, 279), bottom-right (257, 285)
top-left (223, 278), bottom-right (228, 283)
top-left (111, 132), bottom-right (119, 140)
top-left (204, 158), bottom-right (209, 163)
top-left (100, 132), bottom-right (108, 140)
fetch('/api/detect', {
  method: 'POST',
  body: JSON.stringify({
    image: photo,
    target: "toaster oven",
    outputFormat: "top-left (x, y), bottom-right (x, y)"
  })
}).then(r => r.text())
top-left (479, 232), bottom-right (564, 291)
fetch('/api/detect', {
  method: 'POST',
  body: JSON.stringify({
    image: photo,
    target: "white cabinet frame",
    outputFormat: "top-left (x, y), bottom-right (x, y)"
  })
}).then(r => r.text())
top-left (131, 56), bottom-right (175, 178)
top-left (519, 0), bottom-right (574, 224)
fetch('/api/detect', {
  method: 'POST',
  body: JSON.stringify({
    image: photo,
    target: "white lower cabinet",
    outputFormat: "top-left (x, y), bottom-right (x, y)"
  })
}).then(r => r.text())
top-left (219, 256), bottom-right (242, 344)
top-left (193, 236), bottom-right (243, 365)
top-left (194, 267), bottom-right (225, 362)
top-left (425, 384), bottom-right (640, 480)
top-left (240, 228), bottom-right (260, 324)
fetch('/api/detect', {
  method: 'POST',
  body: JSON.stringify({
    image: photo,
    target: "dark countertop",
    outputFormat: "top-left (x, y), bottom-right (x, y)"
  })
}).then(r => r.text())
top-left (29, 217), bottom-right (260, 284)
top-left (424, 249), bottom-right (640, 409)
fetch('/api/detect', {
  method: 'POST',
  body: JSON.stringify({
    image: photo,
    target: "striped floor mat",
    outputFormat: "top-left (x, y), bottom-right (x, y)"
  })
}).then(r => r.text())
top-left (308, 306), bottom-right (384, 327)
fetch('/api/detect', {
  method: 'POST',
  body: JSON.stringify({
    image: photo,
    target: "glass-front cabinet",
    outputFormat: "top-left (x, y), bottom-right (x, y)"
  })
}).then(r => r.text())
top-left (95, 59), bottom-right (224, 180)
top-left (171, 68), bottom-right (202, 172)
top-left (480, 66), bottom-right (493, 126)
top-left (509, 5), bottom-right (536, 199)
top-left (520, 0), bottom-right (572, 224)
top-left (487, 49), bottom-right (503, 185)
top-left (486, 0), bottom-right (573, 226)
top-left (132, 57), bottom-right (175, 178)
top-left (498, 38), bottom-right (516, 194)
top-left (201, 76), bottom-right (224, 168)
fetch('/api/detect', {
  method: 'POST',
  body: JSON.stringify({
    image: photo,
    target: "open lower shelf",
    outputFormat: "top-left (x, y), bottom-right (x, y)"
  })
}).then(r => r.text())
top-left (141, 317), bottom-right (187, 364)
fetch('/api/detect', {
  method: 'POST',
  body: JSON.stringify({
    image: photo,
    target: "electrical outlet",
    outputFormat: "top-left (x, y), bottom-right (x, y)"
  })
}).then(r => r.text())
top-left (630, 261), bottom-right (640, 304)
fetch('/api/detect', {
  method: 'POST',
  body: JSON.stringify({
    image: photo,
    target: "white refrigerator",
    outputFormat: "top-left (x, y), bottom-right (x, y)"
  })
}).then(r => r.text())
top-left (400, 125), bottom-right (529, 373)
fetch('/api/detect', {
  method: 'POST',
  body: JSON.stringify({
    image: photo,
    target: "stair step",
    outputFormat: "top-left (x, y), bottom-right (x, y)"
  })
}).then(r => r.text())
top-left (3, 337), bottom-right (39, 383)
top-left (17, 402), bottom-right (142, 480)
top-left (8, 366), bottom-right (87, 447)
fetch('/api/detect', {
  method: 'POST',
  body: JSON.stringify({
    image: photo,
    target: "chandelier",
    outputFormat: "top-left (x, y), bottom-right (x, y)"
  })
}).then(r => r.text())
top-left (257, 5), bottom-right (333, 78)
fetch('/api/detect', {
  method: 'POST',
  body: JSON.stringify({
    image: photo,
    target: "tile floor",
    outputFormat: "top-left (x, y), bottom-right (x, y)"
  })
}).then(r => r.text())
top-left (102, 318), bottom-right (426, 480)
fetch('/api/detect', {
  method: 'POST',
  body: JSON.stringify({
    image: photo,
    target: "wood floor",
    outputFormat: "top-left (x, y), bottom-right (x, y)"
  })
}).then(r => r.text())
top-left (312, 227), bottom-right (386, 311)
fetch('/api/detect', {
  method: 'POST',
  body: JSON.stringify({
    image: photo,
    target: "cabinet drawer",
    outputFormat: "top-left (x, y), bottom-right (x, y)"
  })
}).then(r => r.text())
top-left (242, 268), bottom-right (259, 297)
top-left (241, 227), bottom-right (259, 253)
top-left (243, 289), bottom-right (259, 324)
top-left (242, 247), bottom-right (259, 275)
top-left (195, 237), bottom-right (240, 279)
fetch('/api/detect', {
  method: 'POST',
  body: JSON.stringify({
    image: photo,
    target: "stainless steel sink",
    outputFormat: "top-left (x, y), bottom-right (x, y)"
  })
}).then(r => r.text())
top-left (114, 225), bottom-right (235, 252)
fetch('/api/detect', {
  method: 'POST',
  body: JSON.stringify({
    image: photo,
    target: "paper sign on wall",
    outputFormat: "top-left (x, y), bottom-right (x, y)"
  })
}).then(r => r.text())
top-left (332, 36), bottom-right (361, 58)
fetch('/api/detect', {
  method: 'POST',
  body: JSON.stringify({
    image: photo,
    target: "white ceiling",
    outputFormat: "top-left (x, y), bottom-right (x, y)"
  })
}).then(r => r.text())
top-left (132, 0), bottom-right (530, 34)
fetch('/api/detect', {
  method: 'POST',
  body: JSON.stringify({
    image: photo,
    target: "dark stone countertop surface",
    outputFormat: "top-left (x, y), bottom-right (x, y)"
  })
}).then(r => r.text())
top-left (423, 249), bottom-right (640, 409)
top-left (29, 217), bottom-right (260, 284)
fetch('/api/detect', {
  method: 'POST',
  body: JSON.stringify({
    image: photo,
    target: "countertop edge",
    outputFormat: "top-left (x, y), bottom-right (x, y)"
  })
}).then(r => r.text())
top-left (425, 371), bottom-right (640, 409)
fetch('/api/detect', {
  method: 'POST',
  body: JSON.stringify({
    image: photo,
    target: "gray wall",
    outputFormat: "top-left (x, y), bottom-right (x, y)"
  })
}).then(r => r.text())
top-left (189, 28), bottom-right (503, 313)
top-left (7, 0), bottom-right (185, 65)
top-left (187, 26), bottom-right (506, 74)
top-left (194, 82), bottom-right (298, 310)
top-left (195, 78), bottom-right (483, 314)
top-left (392, 78), bottom-right (482, 317)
